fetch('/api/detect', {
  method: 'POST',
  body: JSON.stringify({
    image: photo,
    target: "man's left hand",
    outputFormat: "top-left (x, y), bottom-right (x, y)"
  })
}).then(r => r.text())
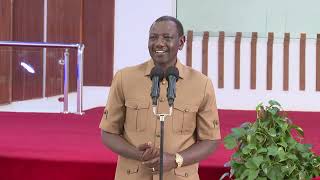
top-left (142, 151), bottom-right (176, 174)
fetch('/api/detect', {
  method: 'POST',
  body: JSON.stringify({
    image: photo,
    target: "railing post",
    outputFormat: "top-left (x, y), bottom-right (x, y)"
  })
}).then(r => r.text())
top-left (63, 48), bottom-right (69, 113)
top-left (77, 44), bottom-right (85, 114)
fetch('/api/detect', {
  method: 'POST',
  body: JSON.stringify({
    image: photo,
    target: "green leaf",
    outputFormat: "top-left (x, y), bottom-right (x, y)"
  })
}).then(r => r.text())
top-left (277, 142), bottom-right (288, 148)
top-left (230, 161), bottom-right (242, 169)
top-left (296, 143), bottom-right (308, 152)
top-left (287, 164), bottom-right (296, 175)
top-left (256, 102), bottom-right (263, 111)
top-left (246, 144), bottom-right (257, 150)
top-left (268, 100), bottom-right (281, 107)
top-left (281, 165), bottom-right (290, 173)
top-left (278, 148), bottom-right (287, 161)
top-left (298, 171), bottom-right (307, 179)
top-left (245, 159), bottom-right (258, 169)
top-left (251, 122), bottom-right (258, 131)
top-left (268, 128), bottom-right (277, 137)
top-left (261, 163), bottom-right (269, 175)
top-left (245, 156), bottom-right (264, 170)
top-left (240, 169), bottom-right (259, 180)
top-left (224, 135), bottom-right (237, 149)
top-left (287, 137), bottom-right (297, 146)
top-left (247, 169), bottom-right (259, 180)
top-left (268, 107), bottom-right (279, 116)
top-left (257, 148), bottom-right (268, 154)
top-left (232, 151), bottom-right (241, 159)
top-left (256, 135), bottom-right (266, 143)
top-left (240, 169), bottom-right (250, 179)
top-left (242, 146), bottom-right (251, 155)
top-left (290, 125), bottom-right (304, 137)
top-left (267, 146), bottom-right (278, 156)
top-left (234, 165), bottom-right (246, 178)
top-left (266, 166), bottom-right (283, 180)
top-left (287, 154), bottom-right (298, 160)
top-left (231, 128), bottom-right (246, 138)
top-left (252, 156), bottom-right (264, 168)
top-left (256, 178), bottom-right (267, 180)
top-left (280, 121), bottom-right (289, 131)
top-left (301, 152), bottom-right (311, 158)
top-left (247, 134), bottom-right (252, 143)
top-left (240, 122), bottom-right (251, 129)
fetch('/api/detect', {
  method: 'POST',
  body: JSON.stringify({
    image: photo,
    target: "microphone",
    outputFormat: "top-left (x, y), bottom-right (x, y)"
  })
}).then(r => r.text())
top-left (166, 66), bottom-right (179, 107)
top-left (150, 66), bottom-right (164, 106)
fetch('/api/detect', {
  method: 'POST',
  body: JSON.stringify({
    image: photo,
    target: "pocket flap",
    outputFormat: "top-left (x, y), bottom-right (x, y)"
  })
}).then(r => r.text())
top-left (125, 166), bottom-right (139, 174)
top-left (118, 156), bottom-right (140, 175)
top-left (125, 100), bottom-right (149, 109)
top-left (173, 102), bottom-right (198, 112)
top-left (174, 164), bottom-right (198, 177)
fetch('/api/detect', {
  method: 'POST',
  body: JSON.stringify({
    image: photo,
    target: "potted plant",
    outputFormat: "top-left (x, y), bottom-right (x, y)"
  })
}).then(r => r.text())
top-left (221, 100), bottom-right (320, 180)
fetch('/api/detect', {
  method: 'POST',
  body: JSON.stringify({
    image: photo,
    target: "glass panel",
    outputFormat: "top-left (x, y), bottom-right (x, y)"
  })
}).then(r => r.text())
top-left (0, 46), bottom-right (78, 113)
top-left (0, 47), bottom-right (12, 104)
top-left (177, 0), bottom-right (320, 39)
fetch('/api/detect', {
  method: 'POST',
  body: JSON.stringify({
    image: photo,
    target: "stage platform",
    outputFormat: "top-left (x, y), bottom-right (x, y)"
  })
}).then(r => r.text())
top-left (0, 108), bottom-right (319, 180)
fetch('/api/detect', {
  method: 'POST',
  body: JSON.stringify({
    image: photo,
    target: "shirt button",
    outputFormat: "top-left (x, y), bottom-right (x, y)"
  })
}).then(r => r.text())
top-left (156, 134), bottom-right (160, 137)
top-left (185, 109), bottom-right (189, 112)
top-left (127, 169), bottom-right (131, 174)
top-left (159, 97), bottom-right (165, 102)
top-left (185, 173), bottom-right (188, 177)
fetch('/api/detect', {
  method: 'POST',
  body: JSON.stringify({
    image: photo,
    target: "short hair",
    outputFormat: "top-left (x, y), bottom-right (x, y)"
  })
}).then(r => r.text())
top-left (152, 16), bottom-right (184, 37)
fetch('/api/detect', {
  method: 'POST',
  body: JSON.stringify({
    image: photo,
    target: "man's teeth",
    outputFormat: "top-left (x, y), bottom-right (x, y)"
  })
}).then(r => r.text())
top-left (156, 50), bottom-right (165, 53)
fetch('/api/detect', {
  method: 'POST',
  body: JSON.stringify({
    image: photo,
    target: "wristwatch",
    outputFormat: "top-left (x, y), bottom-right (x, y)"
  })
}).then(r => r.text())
top-left (175, 153), bottom-right (183, 168)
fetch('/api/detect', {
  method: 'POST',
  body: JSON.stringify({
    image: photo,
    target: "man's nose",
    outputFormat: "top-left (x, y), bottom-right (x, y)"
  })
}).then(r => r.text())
top-left (155, 37), bottom-right (165, 47)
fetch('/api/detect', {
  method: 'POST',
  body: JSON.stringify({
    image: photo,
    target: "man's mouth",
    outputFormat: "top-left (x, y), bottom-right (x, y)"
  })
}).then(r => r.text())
top-left (155, 50), bottom-right (167, 55)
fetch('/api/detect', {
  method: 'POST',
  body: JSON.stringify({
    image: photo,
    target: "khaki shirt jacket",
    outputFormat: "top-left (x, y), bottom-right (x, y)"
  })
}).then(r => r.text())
top-left (100, 59), bottom-right (221, 180)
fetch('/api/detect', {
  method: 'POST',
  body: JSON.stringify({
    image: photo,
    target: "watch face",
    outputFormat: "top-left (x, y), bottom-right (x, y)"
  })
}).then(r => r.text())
top-left (175, 153), bottom-right (183, 167)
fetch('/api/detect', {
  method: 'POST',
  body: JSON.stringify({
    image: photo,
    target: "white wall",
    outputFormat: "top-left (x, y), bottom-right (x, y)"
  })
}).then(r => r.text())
top-left (114, 0), bottom-right (176, 73)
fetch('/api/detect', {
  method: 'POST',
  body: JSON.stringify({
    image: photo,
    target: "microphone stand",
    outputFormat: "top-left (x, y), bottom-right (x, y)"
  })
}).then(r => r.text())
top-left (152, 106), bottom-right (172, 180)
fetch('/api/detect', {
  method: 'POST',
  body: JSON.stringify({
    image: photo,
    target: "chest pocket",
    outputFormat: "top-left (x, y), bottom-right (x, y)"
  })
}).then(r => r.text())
top-left (124, 100), bottom-right (150, 132)
top-left (172, 102), bottom-right (198, 134)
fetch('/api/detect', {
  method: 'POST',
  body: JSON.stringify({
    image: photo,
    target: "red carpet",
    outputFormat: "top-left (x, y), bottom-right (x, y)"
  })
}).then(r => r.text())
top-left (0, 108), bottom-right (319, 180)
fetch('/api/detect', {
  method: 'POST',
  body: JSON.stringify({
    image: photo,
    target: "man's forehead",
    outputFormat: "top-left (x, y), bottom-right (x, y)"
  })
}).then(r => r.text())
top-left (149, 21), bottom-right (178, 33)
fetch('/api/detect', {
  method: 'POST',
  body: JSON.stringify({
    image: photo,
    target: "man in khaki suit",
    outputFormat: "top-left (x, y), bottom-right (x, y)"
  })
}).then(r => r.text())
top-left (100, 16), bottom-right (221, 180)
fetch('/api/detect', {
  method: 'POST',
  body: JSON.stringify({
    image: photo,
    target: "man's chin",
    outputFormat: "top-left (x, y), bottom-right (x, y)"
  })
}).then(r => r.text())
top-left (152, 58), bottom-right (168, 65)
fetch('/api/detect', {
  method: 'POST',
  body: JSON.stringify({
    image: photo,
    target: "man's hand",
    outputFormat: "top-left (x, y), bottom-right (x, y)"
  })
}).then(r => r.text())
top-left (137, 142), bottom-right (160, 162)
top-left (142, 152), bottom-right (176, 174)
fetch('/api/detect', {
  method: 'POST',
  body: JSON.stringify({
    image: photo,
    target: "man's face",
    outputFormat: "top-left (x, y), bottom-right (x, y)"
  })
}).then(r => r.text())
top-left (148, 21), bottom-right (185, 67)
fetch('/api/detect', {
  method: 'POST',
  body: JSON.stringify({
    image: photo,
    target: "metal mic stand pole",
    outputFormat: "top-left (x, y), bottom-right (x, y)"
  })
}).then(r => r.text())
top-left (153, 106), bottom-right (172, 180)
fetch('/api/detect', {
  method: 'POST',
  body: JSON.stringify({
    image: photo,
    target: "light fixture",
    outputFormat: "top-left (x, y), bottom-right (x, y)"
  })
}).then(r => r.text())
top-left (20, 62), bottom-right (35, 74)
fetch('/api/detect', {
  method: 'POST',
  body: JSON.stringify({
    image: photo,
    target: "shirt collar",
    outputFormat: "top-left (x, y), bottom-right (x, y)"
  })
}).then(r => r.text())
top-left (144, 59), bottom-right (185, 79)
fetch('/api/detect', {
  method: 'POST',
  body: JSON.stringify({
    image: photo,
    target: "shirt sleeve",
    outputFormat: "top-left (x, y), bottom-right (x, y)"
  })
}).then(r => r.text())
top-left (99, 70), bottom-right (125, 134)
top-left (196, 78), bottom-right (221, 140)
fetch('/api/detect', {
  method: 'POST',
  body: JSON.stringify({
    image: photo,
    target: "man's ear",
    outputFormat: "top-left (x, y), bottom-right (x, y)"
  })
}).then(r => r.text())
top-left (178, 36), bottom-right (186, 50)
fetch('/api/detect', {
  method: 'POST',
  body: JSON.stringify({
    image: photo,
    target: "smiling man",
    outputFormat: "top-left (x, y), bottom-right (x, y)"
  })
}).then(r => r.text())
top-left (100, 16), bottom-right (221, 180)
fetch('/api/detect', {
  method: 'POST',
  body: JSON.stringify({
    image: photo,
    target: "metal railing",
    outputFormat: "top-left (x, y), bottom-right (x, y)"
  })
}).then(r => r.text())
top-left (0, 41), bottom-right (85, 114)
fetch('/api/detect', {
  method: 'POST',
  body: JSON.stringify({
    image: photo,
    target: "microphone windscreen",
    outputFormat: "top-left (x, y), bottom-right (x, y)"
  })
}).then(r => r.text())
top-left (165, 66), bottom-right (179, 81)
top-left (150, 66), bottom-right (164, 81)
